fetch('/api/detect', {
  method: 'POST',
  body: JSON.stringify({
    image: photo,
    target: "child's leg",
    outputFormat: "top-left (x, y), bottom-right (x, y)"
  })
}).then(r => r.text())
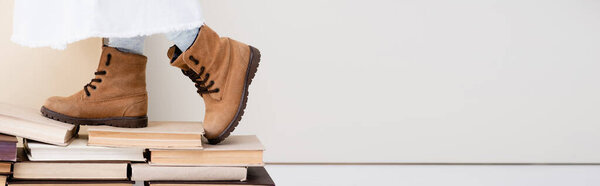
top-left (165, 27), bottom-right (200, 51)
top-left (107, 36), bottom-right (146, 55)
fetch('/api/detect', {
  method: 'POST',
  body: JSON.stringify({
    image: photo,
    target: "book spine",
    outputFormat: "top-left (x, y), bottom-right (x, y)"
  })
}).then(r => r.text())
top-left (0, 143), bottom-right (17, 161)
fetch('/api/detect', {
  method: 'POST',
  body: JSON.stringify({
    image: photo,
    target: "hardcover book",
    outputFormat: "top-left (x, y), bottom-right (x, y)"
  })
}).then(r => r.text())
top-left (0, 162), bottom-right (11, 174)
top-left (131, 163), bottom-right (247, 181)
top-left (149, 135), bottom-right (264, 166)
top-left (0, 103), bottom-right (77, 146)
top-left (13, 161), bottom-right (130, 180)
top-left (87, 121), bottom-right (203, 149)
top-left (25, 135), bottom-right (145, 162)
top-left (146, 167), bottom-right (275, 186)
top-left (1, 175), bottom-right (6, 186)
top-left (0, 134), bottom-right (18, 161)
top-left (8, 180), bottom-right (134, 186)
top-left (14, 149), bottom-right (128, 181)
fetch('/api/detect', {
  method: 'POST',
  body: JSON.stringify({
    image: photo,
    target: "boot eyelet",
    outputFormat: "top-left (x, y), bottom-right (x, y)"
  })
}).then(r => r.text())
top-left (105, 54), bottom-right (112, 66)
top-left (189, 56), bottom-right (199, 65)
top-left (215, 88), bottom-right (220, 93)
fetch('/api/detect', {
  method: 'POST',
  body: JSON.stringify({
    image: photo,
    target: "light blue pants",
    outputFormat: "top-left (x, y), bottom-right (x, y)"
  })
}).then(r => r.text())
top-left (108, 27), bottom-right (199, 55)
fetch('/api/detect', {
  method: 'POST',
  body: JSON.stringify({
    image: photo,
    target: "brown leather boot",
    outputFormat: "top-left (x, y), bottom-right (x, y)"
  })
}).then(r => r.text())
top-left (167, 25), bottom-right (261, 144)
top-left (41, 46), bottom-right (148, 128)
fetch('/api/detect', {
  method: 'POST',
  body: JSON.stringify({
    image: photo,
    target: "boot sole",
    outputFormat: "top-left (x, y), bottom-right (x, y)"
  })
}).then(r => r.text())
top-left (41, 106), bottom-right (148, 128)
top-left (207, 45), bottom-right (261, 144)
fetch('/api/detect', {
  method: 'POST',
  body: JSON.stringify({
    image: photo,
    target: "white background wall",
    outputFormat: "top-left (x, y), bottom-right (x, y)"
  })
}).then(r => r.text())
top-left (0, 0), bottom-right (101, 113)
top-left (2, 0), bottom-right (600, 164)
top-left (142, 0), bottom-right (600, 163)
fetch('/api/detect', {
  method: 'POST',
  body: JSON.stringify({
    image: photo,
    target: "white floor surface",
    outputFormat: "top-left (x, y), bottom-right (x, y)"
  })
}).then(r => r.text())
top-left (266, 164), bottom-right (600, 186)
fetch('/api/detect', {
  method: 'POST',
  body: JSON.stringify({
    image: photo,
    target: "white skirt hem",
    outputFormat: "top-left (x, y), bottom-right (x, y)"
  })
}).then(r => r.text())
top-left (11, 20), bottom-right (205, 50)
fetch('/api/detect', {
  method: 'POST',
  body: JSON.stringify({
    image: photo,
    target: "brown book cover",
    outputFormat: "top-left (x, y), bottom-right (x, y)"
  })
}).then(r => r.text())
top-left (0, 135), bottom-right (18, 143)
top-left (147, 167), bottom-right (275, 186)
top-left (0, 134), bottom-right (18, 162)
top-left (8, 180), bottom-right (134, 186)
top-left (0, 162), bottom-right (11, 175)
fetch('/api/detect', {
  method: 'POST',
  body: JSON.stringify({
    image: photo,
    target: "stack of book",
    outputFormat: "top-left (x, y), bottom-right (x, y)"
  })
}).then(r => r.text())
top-left (0, 103), bottom-right (275, 186)
top-left (16, 136), bottom-right (140, 185)
top-left (134, 135), bottom-right (265, 184)
top-left (0, 134), bottom-right (17, 186)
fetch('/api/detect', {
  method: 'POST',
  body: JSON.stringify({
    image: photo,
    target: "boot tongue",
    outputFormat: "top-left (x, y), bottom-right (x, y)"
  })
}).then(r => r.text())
top-left (167, 46), bottom-right (191, 71)
top-left (99, 46), bottom-right (148, 70)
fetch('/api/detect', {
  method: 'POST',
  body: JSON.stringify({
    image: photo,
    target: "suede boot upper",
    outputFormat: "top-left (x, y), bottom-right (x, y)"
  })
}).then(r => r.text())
top-left (167, 25), bottom-right (256, 142)
top-left (43, 47), bottom-right (148, 119)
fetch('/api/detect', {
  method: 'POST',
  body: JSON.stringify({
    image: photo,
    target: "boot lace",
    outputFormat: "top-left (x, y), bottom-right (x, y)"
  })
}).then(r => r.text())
top-left (84, 54), bottom-right (111, 96)
top-left (183, 55), bottom-right (220, 95)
